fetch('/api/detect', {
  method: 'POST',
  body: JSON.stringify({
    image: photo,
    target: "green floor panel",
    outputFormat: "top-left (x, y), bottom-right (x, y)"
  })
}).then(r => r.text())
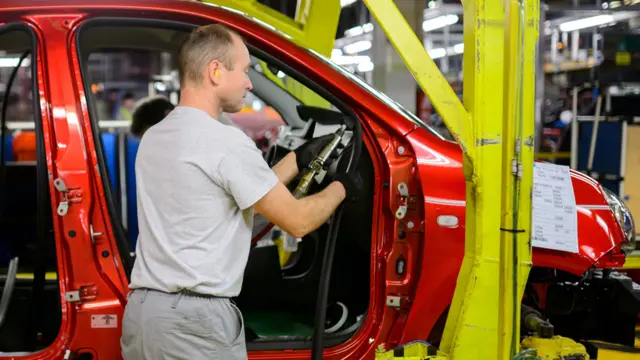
top-left (243, 311), bottom-right (313, 337)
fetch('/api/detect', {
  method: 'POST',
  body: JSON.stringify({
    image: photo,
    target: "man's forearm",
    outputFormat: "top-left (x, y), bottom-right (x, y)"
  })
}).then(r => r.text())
top-left (291, 181), bottom-right (345, 237)
top-left (271, 151), bottom-right (298, 186)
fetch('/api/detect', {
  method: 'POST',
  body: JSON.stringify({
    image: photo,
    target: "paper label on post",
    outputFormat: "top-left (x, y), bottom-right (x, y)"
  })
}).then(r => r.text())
top-left (532, 162), bottom-right (579, 254)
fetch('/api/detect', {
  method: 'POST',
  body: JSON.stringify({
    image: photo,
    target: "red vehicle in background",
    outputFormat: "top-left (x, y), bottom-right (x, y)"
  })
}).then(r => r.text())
top-left (0, 1), bottom-right (637, 359)
top-left (227, 105), bottom-right (285, 151)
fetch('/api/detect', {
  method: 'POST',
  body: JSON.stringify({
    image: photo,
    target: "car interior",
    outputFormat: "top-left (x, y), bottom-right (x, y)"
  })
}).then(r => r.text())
top-left (0, 27), bottom-right (62, 355)
top-left (77, 22), bottom-right (375, 350)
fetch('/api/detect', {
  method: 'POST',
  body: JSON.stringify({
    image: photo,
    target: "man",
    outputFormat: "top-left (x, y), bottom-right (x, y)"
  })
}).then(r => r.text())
top-left (129, 95), bottom-right (175, 138)
top-left (116, 92), bottom-right (136, 122)
top-left (120, 24), bottom-right (361, 360)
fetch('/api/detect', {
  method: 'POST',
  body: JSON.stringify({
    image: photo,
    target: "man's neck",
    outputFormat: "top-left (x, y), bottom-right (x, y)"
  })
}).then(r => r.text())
top-left (178, 87), bottom-right (222, 120)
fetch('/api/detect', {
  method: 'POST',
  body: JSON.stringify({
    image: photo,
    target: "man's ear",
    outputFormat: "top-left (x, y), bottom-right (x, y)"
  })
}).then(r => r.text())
top-left (208, 60), bottom-right (222, 85)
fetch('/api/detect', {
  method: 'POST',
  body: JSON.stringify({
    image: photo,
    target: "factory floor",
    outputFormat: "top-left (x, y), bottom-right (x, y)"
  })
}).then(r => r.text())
top-left (585, 327), bottom-right (640, 359)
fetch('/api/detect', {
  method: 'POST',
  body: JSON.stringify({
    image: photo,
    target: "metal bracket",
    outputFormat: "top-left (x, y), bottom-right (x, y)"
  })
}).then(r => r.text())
top-left (89, 224), bottom-right (103, 244)
top-left (386, 295), bottom-right (401, 308)
top-left (395, 182), bottom-right (409, 219)
top-left (65, 291), bottom-right (81, 303)
top-left (54, 178), bottom-right (82, 216)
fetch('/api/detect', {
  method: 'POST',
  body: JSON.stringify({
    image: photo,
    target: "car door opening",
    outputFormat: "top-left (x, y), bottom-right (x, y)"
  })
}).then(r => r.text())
top-left (0, 24), bottom-right (61, 355)
top-left (75, 18), bottom-right (377, 351)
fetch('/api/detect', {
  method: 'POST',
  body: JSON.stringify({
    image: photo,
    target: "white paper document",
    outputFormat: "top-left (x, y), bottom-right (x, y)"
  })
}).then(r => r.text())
top-left (531, 162), bottom-right (579, 254)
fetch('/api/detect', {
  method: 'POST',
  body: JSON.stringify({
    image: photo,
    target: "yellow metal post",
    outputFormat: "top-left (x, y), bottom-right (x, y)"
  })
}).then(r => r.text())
top-left (500, 0), bottom-right (538, 358)
top-left (437, 1), bottom-right (505, 358)
top-left (364, 0), bottom-right (537, 358)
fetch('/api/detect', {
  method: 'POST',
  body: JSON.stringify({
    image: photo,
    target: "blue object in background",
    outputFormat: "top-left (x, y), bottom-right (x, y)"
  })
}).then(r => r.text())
top-left (577, 122), bottom-right (623, 195)
top-left (126, 135), bottom-right (141, 249)
top-left (101, 132), bottom-right (119, 192)
top-left (1, 135), bottom-right (13, 162)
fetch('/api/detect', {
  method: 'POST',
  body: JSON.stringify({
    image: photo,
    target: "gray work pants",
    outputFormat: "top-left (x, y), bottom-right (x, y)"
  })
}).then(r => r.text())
top-left (121, 288), bottom-right (247, 360)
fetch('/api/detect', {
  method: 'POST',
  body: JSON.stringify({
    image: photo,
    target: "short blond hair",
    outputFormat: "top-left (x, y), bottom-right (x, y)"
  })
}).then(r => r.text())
top-left (178, 24), bottom-right (242, 86)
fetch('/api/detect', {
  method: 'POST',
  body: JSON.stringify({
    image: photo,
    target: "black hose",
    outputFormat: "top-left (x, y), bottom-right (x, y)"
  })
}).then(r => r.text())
top-left (0, 50), bottom-right (30, 218)
top-left (311, 115), bottom-right (363, 360)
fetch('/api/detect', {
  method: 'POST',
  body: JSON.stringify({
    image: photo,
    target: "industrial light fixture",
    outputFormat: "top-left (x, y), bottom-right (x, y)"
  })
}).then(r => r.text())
top-left (429, 48), bottom-right (447, 59)
top-left (344, 22), bottom-right (374, 37)
top-left (340, 0), bottom-right (357, 7)
top-left (340, 14), bottom-right (458, 40)
top-left (423, 14), bottom-right (459, 32)
top-left (428, 43), bottom-right (464, 59)
top-left (343, 40), bottom-right (372, 54)
top-left (357, 61), bottom-right (374, 72)
top-left (559, 15), bottom-right (615, 32)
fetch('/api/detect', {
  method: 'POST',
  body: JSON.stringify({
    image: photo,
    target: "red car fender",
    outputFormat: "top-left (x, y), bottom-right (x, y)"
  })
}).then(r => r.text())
top-left (397, 126), bottom-right (627, 344)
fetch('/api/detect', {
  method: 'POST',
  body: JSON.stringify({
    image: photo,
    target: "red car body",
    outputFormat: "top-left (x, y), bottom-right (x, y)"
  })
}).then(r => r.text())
top-left (0, 0), bottom-right (632, 359)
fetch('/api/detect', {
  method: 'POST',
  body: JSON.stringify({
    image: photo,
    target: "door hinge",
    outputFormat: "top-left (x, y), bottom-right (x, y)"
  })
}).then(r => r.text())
top-left (395, 182), bottom-right (409, 219)
top-left (386, 295), bottom-right (411, 309)
top-left (54, 178), bottom-right (83, 216)
top-left (65, 284), bottom-right (98, 303)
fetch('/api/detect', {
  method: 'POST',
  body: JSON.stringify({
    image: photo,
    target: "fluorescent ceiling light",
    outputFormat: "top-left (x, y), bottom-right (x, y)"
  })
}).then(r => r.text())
top-left (332, 48), bottom-right (343, 57)
top-left (357, 61), bottom-right (374, 72)
top-left (344, 22), bottom-right (374, 37)
top-left (559, 15), bottom-right (614, 32)
top-left (429, 48), bottom-right (447, 59)
top-left (341, 0), bottom-right (357, 7)
top-left (428, 43), bottom-right (464, 59)
top-left (344, 40), bottom-right (372, 54)
top-left (423, 15), bottom-right (458, 32)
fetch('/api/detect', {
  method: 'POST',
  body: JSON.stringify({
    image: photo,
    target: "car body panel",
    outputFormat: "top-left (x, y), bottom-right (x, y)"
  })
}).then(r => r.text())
top-left (2, 2), bottom-right (414, 359)
top-left (0, 0), bottom-right (631, 358)
top-left (399, 126), bottom-right (628, 342)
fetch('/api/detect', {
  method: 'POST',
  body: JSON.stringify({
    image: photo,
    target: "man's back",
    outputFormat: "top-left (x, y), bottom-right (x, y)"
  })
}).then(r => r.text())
top-left (128, 106), bottom-right (278, 297)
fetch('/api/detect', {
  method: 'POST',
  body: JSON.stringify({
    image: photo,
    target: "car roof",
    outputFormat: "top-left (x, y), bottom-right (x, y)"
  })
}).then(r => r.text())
top-left (3, 0), bottom-right (199, 11)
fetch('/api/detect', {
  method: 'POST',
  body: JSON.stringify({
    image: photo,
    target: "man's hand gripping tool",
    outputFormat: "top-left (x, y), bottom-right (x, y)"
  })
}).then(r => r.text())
top-left (292, 126), bottom-right (346, 199)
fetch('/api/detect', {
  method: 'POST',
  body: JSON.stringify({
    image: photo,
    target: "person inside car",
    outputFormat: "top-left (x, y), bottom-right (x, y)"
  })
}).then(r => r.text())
top-left (130, 94), bottom-right (239, 138)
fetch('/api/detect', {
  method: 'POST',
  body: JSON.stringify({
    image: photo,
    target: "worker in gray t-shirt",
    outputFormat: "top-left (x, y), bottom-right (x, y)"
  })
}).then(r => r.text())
top-left (120, 24), bottom-right (362, 360)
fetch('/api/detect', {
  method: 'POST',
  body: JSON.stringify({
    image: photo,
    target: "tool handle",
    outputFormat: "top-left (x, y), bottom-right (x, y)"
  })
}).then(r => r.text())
top-left (292, 128), bottom-right (345, 198)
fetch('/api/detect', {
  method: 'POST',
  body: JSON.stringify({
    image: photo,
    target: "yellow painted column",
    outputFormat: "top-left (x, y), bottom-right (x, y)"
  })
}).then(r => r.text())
top-left (499, 0), bottom-right (539, 358)
top-left (438, 1), bottom-right (506, 358)
top-left (361, 0), bottom-right (538, 358)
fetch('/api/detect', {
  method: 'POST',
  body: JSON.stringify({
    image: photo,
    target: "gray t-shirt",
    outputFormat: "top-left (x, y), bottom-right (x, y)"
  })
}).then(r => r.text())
top-left (128, 106), bottom-right (279, 297)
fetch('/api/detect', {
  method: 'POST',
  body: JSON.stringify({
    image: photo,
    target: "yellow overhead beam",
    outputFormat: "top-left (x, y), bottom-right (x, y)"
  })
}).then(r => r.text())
top-left (203, 0), bottom-right (337, 108)
top-left (202, 0), bottom-right (340, 56)
top-left (362, 0), bottom-right (471, 155)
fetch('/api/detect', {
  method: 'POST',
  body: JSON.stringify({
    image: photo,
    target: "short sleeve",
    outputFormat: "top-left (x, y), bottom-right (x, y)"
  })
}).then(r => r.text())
top-left (217, 138), bottom-right (279, 210)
